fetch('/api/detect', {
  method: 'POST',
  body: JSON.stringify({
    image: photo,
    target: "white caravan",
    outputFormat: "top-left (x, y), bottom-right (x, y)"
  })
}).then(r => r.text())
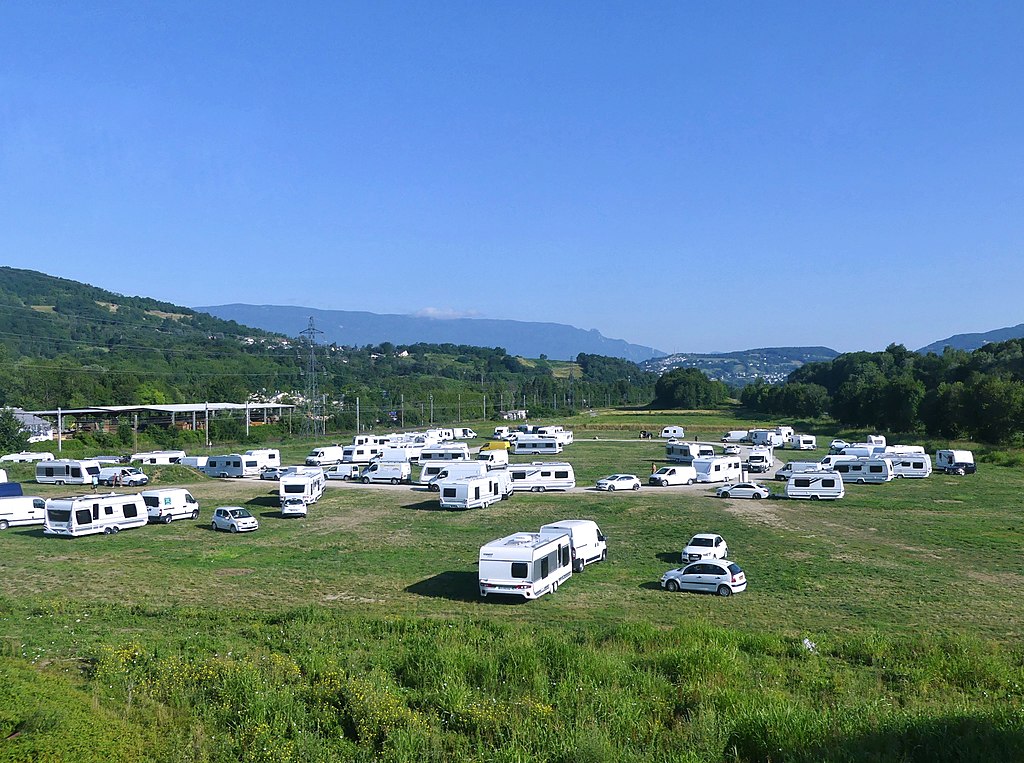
top-left (832, 458), bottom-right (894, 484)
top-left (493, 426), bottom-right (515, 440)
top-left (539, 519), bottom-right (607, 572)
top-left (749, 430), bottom-right (785, 448)
top-left (692, 456), bottom-right (743, 484)
top-left (721, 430), bottom-right (749, 443)
top-left (746, 448), bottom-right (774, 474)
top-left (342, 443), bottom-right (386, 464)
top-left (882, 454), bottom-right (933, 479)
top-left (374, 445), bottom-right (421, 463)
top-left (438, 472), bottom-right (512, 510)
top-left (1, 451), bottom-right (54, 463)
top-left (508, 462), bottom-right (576, 492)
top-left (537, 426), bottom-right (574, 445)
top-left (179, 456), bottom-right (209, 469)
top-left (935, 449), bottom-right (976, 475)
top-left (244, 449), bottom-right (281, 471)
top-left (359, 461), bottom-right (412, 484)
top-left (883, 445), bottom-right (926, 456)
top-left (200, 455), bottom-right (245, 478)
top-left (427, 461), bottom-right (488, 490)
top-left (512, 435), bottom-right (563, 455)
top-left (819, 454), bottom-right (862, 469)
top-left (648, 465), bottom-right (697, 486)
top-left (0, 495), bottom-right (46, 530)
top-left (478, 532), bottom-right (573, 600)
top-left (305, 446), bottom-right (347, 467)
top-left (866, 434), bottom-right (887, 447)
top-left (787, 435), bottom-right (817, 450)
top-left (775, 425), bottom-right (795, 440)
top-left (130, 450), bottom-right (186, 465)
top-left (775, 461), bottom-right (827, 481)
top-left (43, 492), bottom-right (148, 536)
top-left (353, 435), bottom-right (390, 447)
top-left (660, 426), bottom-right (686, 439)
top-left (842, 444), bottom-right (886, 458)
top-left (665, 441), bottom-right (715, 465)
top-left (786, 472), bottom-right (845, 500)
top-left (417, 443), bottom-right (472, 484)
top-left (141, 488), bottom-right (200, 523)
top-left (35, 459), bottom-right (101, 486)
top-left (424, 428), bottom-right (455, 442)
top-left (279, 471), bottom-right (326, 505)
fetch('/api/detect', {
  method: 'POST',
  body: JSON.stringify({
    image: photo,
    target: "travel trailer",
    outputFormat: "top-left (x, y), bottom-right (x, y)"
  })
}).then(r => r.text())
top-left (478, 532), bottom-right (573, 599)
top-left (882, 454), bottom-right (933, 479)
top-left (0, 495), bottom-right (46, 530)
top-left (832, 458), bottom-right (894, 484)
top-left (427, 461), bottom-right (488, 490)
top-left (539, 519), bottom-right (607, 572)
top-left (935, 449), bottom-right (976, 475)
top-left (786, 472), bottom-right (845, 500)
top-left (660, 426), bottom-right (686, 439)
top-left (493, 426), bottom-right (515, 440)
top-left (141, 488), bottom-right (200, 523)
top-left (200, 455), bottom-right (245, 478)
top-left (537, 426), bottom-right (574, 445)
top-left (665, 441), bottom-right (715, 465)
top-left (508, 462), bottom-right (576, 492)
top-left (342, 443), bottom-right (386, 464)
top-left (359, 461), bottom-right (412, 484)
top-left (279, 471), bottom-right (326, 505)
top-left (749, 430), bottom-right (786, 448)
top-left (179, 456), bottom-right (209, 469)
top-left (353, 435), bottom-right (390, 447)
top-left (419, 442), bottom-right (472, 462)
top-left (35, 459), bottom-right (101, 486)
top-left (305, 446), bottom-right (347, 467)
top-left (512, 435), bottom-right (563, 455)
top-left (437, 472), bottom-right (512, 510)
top-left (692, 456), bottom-right (743, 484)
top-left (0, 451), bottom-right (54, 463)
top-left (43, 492), bottom-right (148, 536)
top-left (787, 435), bottom-right (817, 450)
top-left (244, 449), bottom-right (281, 471)
top-left (130, 450), bottom-right (186, 465)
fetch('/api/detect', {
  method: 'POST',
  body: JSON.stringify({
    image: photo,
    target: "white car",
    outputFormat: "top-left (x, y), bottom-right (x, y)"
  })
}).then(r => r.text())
top-left (723, 444), bottom-right (741, 455)
top-left (648, 466), bottom-right (696, 487)
top-left (661, 559), bottom-right (747, 597)
top-left (210, 506), bottom-right (259, 533)
top-left (828, 439), bottom-right (851, 454)
top-left (260, 466), bottom-right (295, 481)
top-left (715, 482), bottom-right (770, 500)
top-left (280, 497), bottom-right (308, 518)
top-left (595, 474), bottom-right (641, 491)
top-left (681, 533), bottom-right (728, 563)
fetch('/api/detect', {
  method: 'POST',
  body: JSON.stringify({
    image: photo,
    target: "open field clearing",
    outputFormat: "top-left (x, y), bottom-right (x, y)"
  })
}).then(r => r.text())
top-left (2, 411), bottom-right (1023, 761)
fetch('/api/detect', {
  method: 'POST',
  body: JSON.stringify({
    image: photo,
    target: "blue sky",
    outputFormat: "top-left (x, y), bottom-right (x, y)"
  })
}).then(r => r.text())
top-left (2, 2), bottom-right (1022, 354)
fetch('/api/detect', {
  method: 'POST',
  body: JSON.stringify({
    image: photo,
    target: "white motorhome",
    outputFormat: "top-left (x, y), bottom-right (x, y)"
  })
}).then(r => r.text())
top-left (749, 430), bottom-right (785, 448)
top-left (665, 441), bottom-right (715, 465)
top-left (775, 461), bottom-right (827, 481)
top-left (935, 449), bottom-right (976, 475)
top-left (244, 449), bottom-right (281, 471)
top-left (43, 492), bottom-right (148, 536)
top-left (438, 472), bottom-right (511, 510)
top-left (478, 532), bottom-right (573, 599)
top-left (0, 495), bottom-right (46, 530)
top-left (832, 458), bottom-right (894, 484)
top-left (746, 448), bottom-right (774, 474)
top-left (427, 461), bottom-right (488, 490)
top-left (787, 435), bottom-right (817, 450)
top-left (305, 446), bottom-right (346, 467)
top-left (512, 435), bottom-right (563, 455)
top-left (141, 488), bottom-right (200, 523)
top-left (200, 455), bottom-right (245, 478)
top-left (882, 453), bottom-right (933, 479)
top-left (692, 456), bottom-right (743, 484)
top-left (359, 461), bottom-right (412, 484)
top-left (660, 426), bottom-right (686, 439)
top-left (98, 466), bottom-right (149, 487)
top-left (476, 448), bottom-right (509, 467)
top-left (279, 471), bottom-right (326, 505)
top-left (0, 451), bottom-right (54, 463)
top-left (721, 430), bottom-right (749, 443)
top-left (130, 450), bottom-right (186, 465)
top-left (35, 459), bottom-right (101, 486)
top-left (539, 519), bottom-right (606, 572)
top-left (786, 472), bottom-right (845, 500)
top-left (508, 462), bottom-right (576, 492)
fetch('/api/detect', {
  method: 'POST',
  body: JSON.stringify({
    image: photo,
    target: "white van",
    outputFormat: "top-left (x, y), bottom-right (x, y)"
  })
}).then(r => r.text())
top-left (130, 450), bottom-right (186, 465)
top-left (279, 472), bottom-right (326, 505)
top-left (648, 465), bottom-right (697, 486)
top-left (493, 426), bottom-right (514, 440)
top-left (200, 455), bottom-right (244, 478)
top-left (832, 458), bottom-right (894, 484)
top-left (539, 519), bottom-right (607, 572)
top-left (775, 461), bottom-right (826, 481)
top-left (883, 454), bottom-right (933, 479)
top-left (35, 459), bottom-right (102, 486)
top-left (692, 456), bottom-right (742, 484)
top-left (305, 446), bottom-right (346, 467)
top-left (935, 449), bottom-right (976, 475)
top-left (786, 472), bottom-right (845, 500)
top-left (478, 532), bottom-right (573, 599)
top-left (0, 495), bottom-right (46, 530)
top-left (244, 449), bottom-right (281, 472)
top-left (427, 460), bottom-right (488, 490)
top-left (660, 426), bottom-right (686, 439)
top-left (141, 488), bottom-right (200, 523)
top-left (359, 461), bottom-right (412, 484)
top-left (43, 492), bottom-right (148, 536)
top-left (98, 466), bottom-right (149, 487)
top-left (453, 427), bottom-right (477, 439)
top-left (476, 448), bottom-right (509, 467)
top-left (512, 435), bottom-right (563, 455)
top-left (438, 472), bottom-right (510, 510)
top-left (0, 451), bottom-right (54, 463)
top-left (721, 430), bottom-right (749, 443)
top-left (508, 462), bottom-right (576, 492)
top-left (665, 442), bottom-right (715, 465)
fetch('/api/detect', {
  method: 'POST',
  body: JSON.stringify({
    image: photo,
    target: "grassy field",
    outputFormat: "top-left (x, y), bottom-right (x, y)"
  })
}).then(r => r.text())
top-left (1, 410), bottom-right (1023, 761)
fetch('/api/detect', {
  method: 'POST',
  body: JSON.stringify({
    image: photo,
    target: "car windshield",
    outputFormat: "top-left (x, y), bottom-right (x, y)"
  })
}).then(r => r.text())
top-left (229, 509), bottom-right (252, 518)
top-left (689, 537), bottom-right (713, 547)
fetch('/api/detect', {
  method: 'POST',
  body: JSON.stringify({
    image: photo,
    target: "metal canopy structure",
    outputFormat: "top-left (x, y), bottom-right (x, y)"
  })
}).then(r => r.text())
top-left (29, 403), bottom-right (294, 417)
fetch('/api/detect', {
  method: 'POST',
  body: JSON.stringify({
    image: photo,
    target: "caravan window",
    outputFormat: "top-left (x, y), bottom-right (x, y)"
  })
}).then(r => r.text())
top-left (555, 471), bottom-right (569, 479)
top-left (71, 467), bottom-right (82, 478)
top-left (795, 478), bottom-right (810, 488)
top-left (443, 488), bottom-right (456, 498)
top-left (75, 509), bottom-right (91, 525)
top-left (560, 544), bottom-right (571, 568)
top-left (511, 562), bottom-right (528, 579)
top-left (105, 506), bottom-right (113, 515)
top-left (123, 503), bottom-right (138, 518)
top-left (86, 465), bottom-right (100, 476)
top-left (538, 556), bottom-right (550, 579)
top-left (822, 479), bottom-right (836, 487)
top-left (511, 471), bottom-right (526, 481)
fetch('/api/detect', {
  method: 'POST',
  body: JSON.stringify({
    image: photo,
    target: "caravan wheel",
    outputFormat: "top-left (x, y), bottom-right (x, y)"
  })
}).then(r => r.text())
top-left (537, 486), bottom-right (546, 493)
top-left (111, 526), bottom-right (120, 534)
top-left (103, 527), bottom-right (113, 535)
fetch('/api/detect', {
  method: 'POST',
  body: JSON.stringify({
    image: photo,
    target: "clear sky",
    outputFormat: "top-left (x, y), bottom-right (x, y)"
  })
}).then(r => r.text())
top-left (2, 2), bottom-right (1022, 355)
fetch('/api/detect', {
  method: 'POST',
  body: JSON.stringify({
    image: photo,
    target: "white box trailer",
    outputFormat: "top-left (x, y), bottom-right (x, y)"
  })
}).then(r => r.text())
top-left (0, 495), bottom-right (46, 530)
top-left (279, 472), bottom-right (326, 505)
top-left (478, 532), bottom-right (573, 599)
top-left (665, 441), bottom-right (715, 465)
top-left (141, 488), bottom-right (201, 523)
top-left (935, 449), bottom-right (976, 475)
top-left (786, 472), bottom-right (844, 500)
top-left (43, 492), bottom-right (148, 536)
top-left (438, 472), bottom-right (510, 510)
top-left (35, 459), bottom-right (102, 486)
top-left (882, 453), bottom-right (933, 479)
top-left (832, 458), bottom-right (894, 484)
top-left (130, 450), bottom-right (186, 465)
top-left (359, 461), bottom-right (412, 484)
top-left (787, 435), bottom-right (817, 450)
top-left (305, 446), bottom-right (346, 466)
top-left (512, 435), bottom-right (563, 455)
top-left (539, 519), bottom-right (606, 572)
top-left (427, 460), bottom-right (488, 490)
top-left (692, 456), bottom-right (743, 484)
top-left (508, 462), bottom-right (576, 492)
top-left (201, 455), bottom-right (245, 478)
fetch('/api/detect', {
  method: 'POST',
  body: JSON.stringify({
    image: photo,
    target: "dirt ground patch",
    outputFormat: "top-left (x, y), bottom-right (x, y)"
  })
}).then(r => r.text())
top-left (721, 499), bottom-right (787, 528)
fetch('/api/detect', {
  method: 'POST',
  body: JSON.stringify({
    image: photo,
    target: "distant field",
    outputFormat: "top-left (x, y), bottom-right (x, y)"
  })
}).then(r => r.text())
top-left (2, 410), bottom-right (1023, 762)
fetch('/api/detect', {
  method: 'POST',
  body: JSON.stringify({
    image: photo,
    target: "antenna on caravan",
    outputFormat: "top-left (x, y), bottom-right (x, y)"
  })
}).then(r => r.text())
top-left (300, 317), bottom-right (324, 438)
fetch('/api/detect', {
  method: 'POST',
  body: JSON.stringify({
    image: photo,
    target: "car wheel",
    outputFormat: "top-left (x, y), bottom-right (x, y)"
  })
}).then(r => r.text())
top-left (191, 509), bottom-right (199, 520)
top-left (230, 525), bottom-right (238, 533)
top-left (362, 476), bottom-right (370, 484)
top-left (686, 479), bottom-right (694, 485)
top-left (717, 585), bottom-right (732, 597)
top-left (666, 579), bottom-right (680, 592)
top-left (607, 485), bottom-right (615, 491)
top-left (573, 559), bottom-right (583, 573)
top-left (391, 478), bottom-right (399, 485)
top-left (601, 549), bottom-right (607, 561)
top-left (720, 492), bottom-right (730, 499)
top-left (162, 514), bottom-right (173, 524)
top-left (211, 522), bottom-right (218, 531)
top-left (0, 520), bottom-right (8, 531)
top-left (752, 493), bottom-right (761, 500)
top-left (632, 483), bottom-right (640, 491)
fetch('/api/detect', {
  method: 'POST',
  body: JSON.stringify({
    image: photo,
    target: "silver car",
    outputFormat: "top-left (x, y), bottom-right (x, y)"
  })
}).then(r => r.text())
top-left (210, 506), bottom-right (259, 533)
top-left (661, 559), bottom-right (747, 597)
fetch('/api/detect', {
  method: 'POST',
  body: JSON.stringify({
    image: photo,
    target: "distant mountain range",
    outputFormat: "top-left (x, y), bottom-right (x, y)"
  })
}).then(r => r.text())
top-left (917, 323), bottom-right (1024, 354)
top-left (640, 347), bottom-right (841, 386)
top-left (197, 304), bottom-right (667, 363)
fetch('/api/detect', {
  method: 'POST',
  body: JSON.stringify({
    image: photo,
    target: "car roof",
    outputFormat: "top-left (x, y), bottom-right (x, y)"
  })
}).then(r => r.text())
top-left (689, 532), bottom-right (719, 540)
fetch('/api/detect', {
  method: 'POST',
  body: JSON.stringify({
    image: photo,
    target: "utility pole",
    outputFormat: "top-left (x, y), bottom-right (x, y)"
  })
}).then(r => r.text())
top-left (356, 397), bottom-right (360, 434)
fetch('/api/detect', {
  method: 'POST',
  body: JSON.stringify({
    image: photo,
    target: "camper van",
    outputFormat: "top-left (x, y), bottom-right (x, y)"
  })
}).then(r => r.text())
top-left (0, 496), bottom-right (46, 530)
top-left (660, 426), bottom-right (686, 439)
top-left (437, 472), bottom-right (511, 510)
top-left (478, 532), bottom-right (573, 599)
top-left (141, 488), bottom-right (200, 523)
top-left (512, 435), bottom-right (563, 455)
top-left (786, 472), bottom-right (845, 500)
top-left (427, 461), bottom-right (488, 490)
top-left (43, 492), bottom-right (148, 536)
top-left (665, 442), bottom-right (715, 465)
top-left (130, 450), bottom-right (186, 465)
top-left (775, 461), bottom-right (827, 481)
top-left (539, 519), bottom-right (607, 572)
top-left (787, 435), bottom-right (817, 450)
top-left (305, 446), bottom-right (347, 467)
top-left (359, 461), bottom-right (412, 484)
top-left (832, 458), bottom-right (894, 484)
top-left (244, 449), bottom-right (281, 472)
top-left (935, 450), bottom-right (976, 475)
top-left (692, 456), bottom-right (743, 484)
top-left (279, 471), bottom-right (326, 505)
top-left (98, 466), bottom-right (149, 487)
top-left (200, 455), bottom-right (245, 478)
top-left (883, 454), bottom-right (933, 479)
top-left (35, 459), bottom-right (101, 486)
top-left (0, 451), bottom-right (54, 463)
top-left (508, 462), bottom-right (576, 492)
top-left (746, 448), bottom-right (774, 474)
